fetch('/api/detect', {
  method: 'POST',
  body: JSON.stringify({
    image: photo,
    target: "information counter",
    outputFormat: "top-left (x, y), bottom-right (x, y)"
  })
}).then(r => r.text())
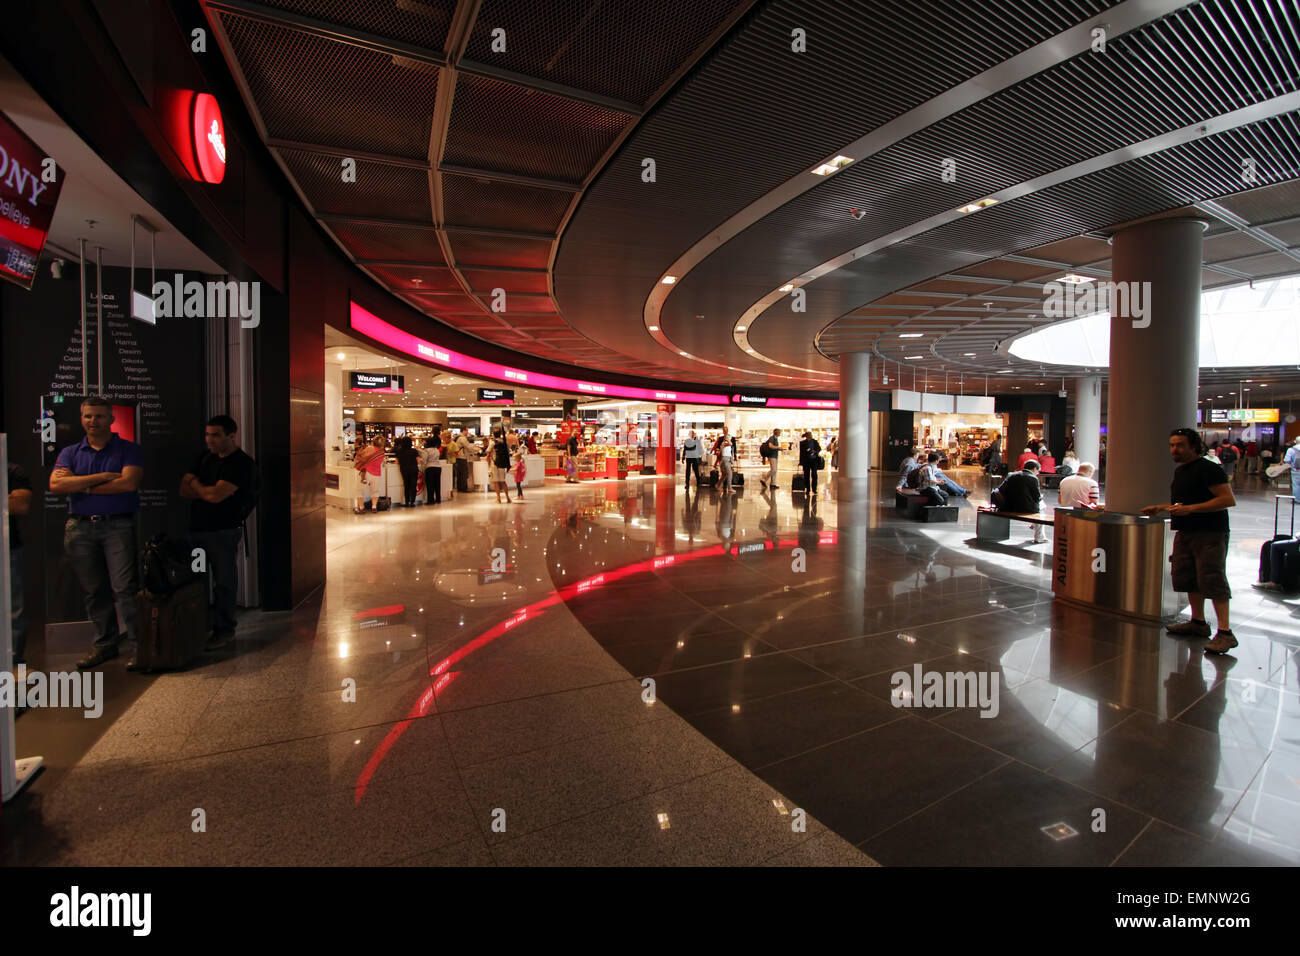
top-left (1051, 509), bottom-right (1179, 621)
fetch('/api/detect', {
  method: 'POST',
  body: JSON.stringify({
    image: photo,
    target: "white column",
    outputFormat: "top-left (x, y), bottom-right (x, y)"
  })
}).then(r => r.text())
top-left (837, 351), bottom-right (871, 501)
top-left (325, 359), bottom-right (344, 455)
top-left (1106, 218), bottom-right (1206, 513)
top-left (1073, 375), bottom-right (1101, 467)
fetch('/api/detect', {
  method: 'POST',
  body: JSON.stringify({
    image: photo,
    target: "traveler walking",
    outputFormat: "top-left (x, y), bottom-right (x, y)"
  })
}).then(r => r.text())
top-left (421, 436), bottom-right (441, 505)
top-left (798, 431), bottom-right (822, 494)
top-left (680, 430), bottom-right (704, 489)
top-left (759, 429), bottom-right (782, 491)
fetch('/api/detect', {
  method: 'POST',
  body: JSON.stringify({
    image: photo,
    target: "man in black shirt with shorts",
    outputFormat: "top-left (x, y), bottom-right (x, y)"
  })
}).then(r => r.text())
top-left (180, 415), bottom-right (259, 649)
top-left (1143, 428), bottom-right (1237, 653)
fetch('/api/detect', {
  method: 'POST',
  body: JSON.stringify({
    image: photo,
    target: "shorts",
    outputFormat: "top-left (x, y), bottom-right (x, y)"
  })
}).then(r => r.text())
top-left (1170, 530), bottom-right (1231, 601)
top-left (490, 466), bottom-right (509, 483)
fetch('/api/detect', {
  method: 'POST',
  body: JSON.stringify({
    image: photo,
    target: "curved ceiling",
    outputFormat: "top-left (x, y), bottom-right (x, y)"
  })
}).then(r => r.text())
top-left (203, 0), bottom-right (1300, 397)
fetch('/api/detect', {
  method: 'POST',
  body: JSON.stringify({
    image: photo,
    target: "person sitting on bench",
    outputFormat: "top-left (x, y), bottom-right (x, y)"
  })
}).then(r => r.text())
top-left (926, 452), bottom-right (968, 497)
top-left (904, 455), bottom-right (948, 506)
top-left (993, 460), bottom-right (1047, 543)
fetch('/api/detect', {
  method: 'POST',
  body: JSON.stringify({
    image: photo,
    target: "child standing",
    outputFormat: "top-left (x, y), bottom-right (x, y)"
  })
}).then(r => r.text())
top-left (514, 450), bottom-right (527, 500)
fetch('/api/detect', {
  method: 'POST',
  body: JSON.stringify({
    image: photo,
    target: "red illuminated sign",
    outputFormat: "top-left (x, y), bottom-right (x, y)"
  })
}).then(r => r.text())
top-left (0, 110), bottom-right (65, 290)
top-left (191, 93), bottom-right (227, 184)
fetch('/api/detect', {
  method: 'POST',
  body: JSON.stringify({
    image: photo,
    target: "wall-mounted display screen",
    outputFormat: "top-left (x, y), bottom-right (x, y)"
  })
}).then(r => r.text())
top-left (349, 371), bottom-right (404, 393)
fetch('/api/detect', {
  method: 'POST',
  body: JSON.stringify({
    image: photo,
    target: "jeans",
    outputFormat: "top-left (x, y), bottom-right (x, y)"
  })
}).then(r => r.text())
top-left (64, 517), bottom-right (138, 650)
top-left (719, 457), bottom-right (733, 488)
top-left (190, 527), bottom-right (241, 638)
top-left (684, 458), bottom-right (702, 488)
top-left (9, 546), bottom-right (25, 663)
top-left (921, 487), bottom-right (948, 506)
top-left (765, 457), bottom-right (778, 487)
top-left (425, 467), bottom-right (441, 504)
top-left (937, 473), bottom-right (967, 496)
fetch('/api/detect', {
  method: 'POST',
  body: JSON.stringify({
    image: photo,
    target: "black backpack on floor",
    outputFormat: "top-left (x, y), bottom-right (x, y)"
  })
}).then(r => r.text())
top-left (141, 534), bottom-right (202, 597)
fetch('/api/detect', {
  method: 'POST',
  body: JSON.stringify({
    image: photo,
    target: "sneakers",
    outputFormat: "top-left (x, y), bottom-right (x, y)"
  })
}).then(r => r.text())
top-left (1166, 618), bottom-right (1212, 638)
top-left (1204, 630), bottom-right (1239, 654)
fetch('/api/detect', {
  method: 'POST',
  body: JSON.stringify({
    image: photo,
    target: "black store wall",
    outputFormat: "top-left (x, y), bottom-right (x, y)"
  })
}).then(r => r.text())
top-left (1, 264), bottom-right (206, 633)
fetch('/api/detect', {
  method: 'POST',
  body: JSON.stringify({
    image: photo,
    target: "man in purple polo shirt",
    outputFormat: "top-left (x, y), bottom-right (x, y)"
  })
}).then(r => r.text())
top-left (49, 397), bottom-right (145, 669)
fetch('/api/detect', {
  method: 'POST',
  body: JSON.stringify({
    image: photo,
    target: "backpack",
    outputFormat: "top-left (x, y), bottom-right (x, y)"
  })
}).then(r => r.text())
top-left (1220, 445), bottom-right (1238, 464)
top-left (905, 465), bottom-right (927, 490)
top-left (141, 534), bottom-right (202, 596)
top-left (494, 440), bottom-right (511, 468)
top-left (760, 441), bottom-right (770, 459)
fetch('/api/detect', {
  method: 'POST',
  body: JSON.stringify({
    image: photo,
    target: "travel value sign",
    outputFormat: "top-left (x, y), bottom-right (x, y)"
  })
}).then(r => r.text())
top-left (0, 110), bottom-right (65, 290)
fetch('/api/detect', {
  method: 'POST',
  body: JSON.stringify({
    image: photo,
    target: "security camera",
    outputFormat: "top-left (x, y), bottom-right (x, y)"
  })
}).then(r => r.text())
top-left (51, 258), bottom-right (65, 279)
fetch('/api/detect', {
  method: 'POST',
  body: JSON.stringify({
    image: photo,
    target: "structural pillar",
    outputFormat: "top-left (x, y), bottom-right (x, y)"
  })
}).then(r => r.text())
top-left (1073, 375), bottom-right (1102, 467)
top-left (837, 351), bottom-right (870, 500)
top-left (656, 403), bottom-right (676, 476)
top-left (1106, 218), bottom-right (1207, 513)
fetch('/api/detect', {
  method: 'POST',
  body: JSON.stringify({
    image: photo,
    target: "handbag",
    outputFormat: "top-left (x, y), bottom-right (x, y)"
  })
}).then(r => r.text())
top-left (1266, 463), bottom-right (1288, 479)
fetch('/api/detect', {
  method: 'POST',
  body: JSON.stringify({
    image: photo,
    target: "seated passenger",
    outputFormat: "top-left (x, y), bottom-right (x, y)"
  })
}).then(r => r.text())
top-left (904, 456), bottom-right (948, 506)
top-left (897, 446), bottom-right (921, 488)
top-left (994, 460), bottom-right (1047, 543)
top-left (1016, 447), bottom-right (1039, 470)
top-left (926, 452), bottom-right (968, 497)
top-left (1058, 462), bottom-right (1100, 509)
top-left (1039, 453), bottom-right (1057, 474)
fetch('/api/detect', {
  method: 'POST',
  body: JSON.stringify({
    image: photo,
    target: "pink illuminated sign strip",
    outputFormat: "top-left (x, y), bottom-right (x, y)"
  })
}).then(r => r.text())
top-left (352, 302), bottom-right (735, 405)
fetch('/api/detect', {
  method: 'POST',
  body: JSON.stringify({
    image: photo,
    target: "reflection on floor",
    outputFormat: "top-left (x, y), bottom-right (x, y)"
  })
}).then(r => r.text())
top-left (4, 468), bottom-right (1297, 865)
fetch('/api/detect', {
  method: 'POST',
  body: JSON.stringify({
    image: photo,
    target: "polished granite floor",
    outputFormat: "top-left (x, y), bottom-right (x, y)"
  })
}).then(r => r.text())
top-left (4, 466), bottom-right (1297, 866)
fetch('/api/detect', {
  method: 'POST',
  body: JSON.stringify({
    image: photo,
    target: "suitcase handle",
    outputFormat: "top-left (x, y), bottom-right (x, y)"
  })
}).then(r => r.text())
top-left (1275, 495), bottom-right (1297, 538)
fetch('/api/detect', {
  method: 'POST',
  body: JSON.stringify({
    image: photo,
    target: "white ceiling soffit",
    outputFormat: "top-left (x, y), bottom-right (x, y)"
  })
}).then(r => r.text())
top-left (644, 0), bottom-right (1195, 375)
top-left (1005, 274), bottom-right (1300, 368)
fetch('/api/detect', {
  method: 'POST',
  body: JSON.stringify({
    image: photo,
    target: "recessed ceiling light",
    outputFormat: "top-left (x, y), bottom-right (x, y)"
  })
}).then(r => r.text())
top-left (735, 325), bottom-right (746, 332)
top-left (647, 325), bottom-right (659, 331)
top-left (811, 156), bottom-right (852, 176)
top-left (957, 197), bottom-right (998, 214)
top-left (779, 284), bottom-right (794, 292)
top-left (336, 352), bottom-right (346, 360)
top-left (963, 352), bottom-right (977, 356)
top-left (900, 333), bottom-right (923, 338)
top-left (904, 355), bottom-right (924, 360)
top-left (1056, 274), bottom-right (1094, 284)
top-left (678, 351), bottom-right (689, 356)
top-left (661, 276), bottom-right (676, 285)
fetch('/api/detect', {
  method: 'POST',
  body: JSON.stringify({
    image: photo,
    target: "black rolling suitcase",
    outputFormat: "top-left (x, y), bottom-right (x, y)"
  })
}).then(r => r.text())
top-left (731, 472), bottom-right (744, 487)
top-left (1254, 496), bottom-right (1299, 591)
top-left (792, 474), bottom-right (807, 492)
top-left (135, 578), bottom-right (209, 671)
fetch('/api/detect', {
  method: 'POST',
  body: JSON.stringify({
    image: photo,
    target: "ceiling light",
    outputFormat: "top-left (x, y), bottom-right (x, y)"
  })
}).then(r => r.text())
top-left (679, 351), bottom-right (689, 356)
top-left (735, 325), bottom-right (746, 331)
top-left (1056, 274), bottom-right (1094, 284)
top-left (998, 369), bottom-right (1015, 374)
top-left (661, 276), bottom-right (676, 285)
top-left (335, 352), bottom-right (346, 360)
top-left (900, 333), bottom-right (923, 338)
top-left (648, 325), bottom-right (659, 331)
top-left (963, 352), bottom-right (977, 356)
top-left (904, 355), bottom-right (923, 360)
top-left (811, 156), bottom-right (853, 176)
top-left (957, 197), bottom-right (998, 214)
top-left (779, 284), bottom-right (794, 292)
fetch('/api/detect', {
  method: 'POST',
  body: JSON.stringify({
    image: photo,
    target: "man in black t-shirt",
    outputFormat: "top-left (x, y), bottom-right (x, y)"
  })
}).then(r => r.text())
top-left (180, 415), bottom-right (259, 649)
top-left (1143, 428), bottom-right (1237, 653)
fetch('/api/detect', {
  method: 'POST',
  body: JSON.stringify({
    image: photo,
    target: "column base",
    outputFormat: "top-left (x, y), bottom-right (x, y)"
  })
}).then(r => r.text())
top-left (833, 475), bottom-right (871, 501)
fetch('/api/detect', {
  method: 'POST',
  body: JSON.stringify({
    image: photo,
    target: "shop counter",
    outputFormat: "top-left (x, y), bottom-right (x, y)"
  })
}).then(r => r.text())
top-left (1050, 509), bottom-right (1179, 621)
top-left (420, 462), bottom-right (452, 502)
top-left (524, 454), bottom-right (545, 487)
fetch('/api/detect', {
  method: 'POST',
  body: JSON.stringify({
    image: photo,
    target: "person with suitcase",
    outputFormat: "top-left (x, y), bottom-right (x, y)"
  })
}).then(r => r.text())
top-left (715, 428), bottom-right (735, 491)
top-left (49, 397), bottom-right (144, 671)
top-left (1142, 428), bottom-right (1238, 654)
top-left (1252, 496), bottom-right (1300, 593)
top-left (798, 431), bottom-right (822, 495)
top-left (680, 430), bottom-right (705, 490)
top-left (181, 415), bottom-right (260, 650)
